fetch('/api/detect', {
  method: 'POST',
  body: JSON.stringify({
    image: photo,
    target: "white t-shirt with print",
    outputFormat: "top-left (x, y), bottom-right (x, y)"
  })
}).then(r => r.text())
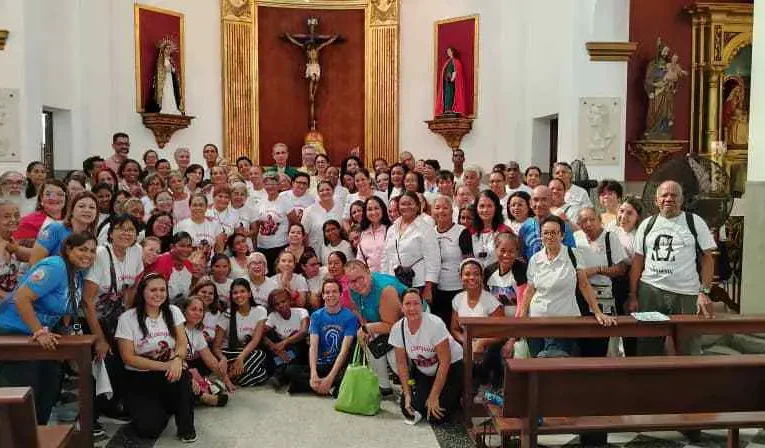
top-left (249, 277), bottom-right (278, 307)
top-left (634, 212), bottom-right (716, 295)
top-left (452, 290), bottom-right (502, 318)
top-left (255, 197), bottom-right (290, 249)
top-left (213, 278), bottom-right (233, 305)
top-left (217, 305), bottom-right (267, 347)
top-left (269, 274), bottom-right (309, 293)
top-left (388, 313), bottom-right (463, 377)
top-left (115, 305), bottom-right (186, 371)
top-left (266, 307), bottom-right (309, 339)
top-left (185, 326), bottom-right (208, 361)
top-left (206, 207), bottom-right (241, 237)
top-left (85, 244), bottom-right (144, 317)
top-left (174, 218), bottom-right (224, 248)
top-left (202, 310), bottom-right (221, 342)
top-left (487, 267), bottom-right (521, 316)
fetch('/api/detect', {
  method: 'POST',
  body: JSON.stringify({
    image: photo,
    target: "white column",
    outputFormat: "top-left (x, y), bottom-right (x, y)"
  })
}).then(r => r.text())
top-left (739, 1), bottom-right (765, 313)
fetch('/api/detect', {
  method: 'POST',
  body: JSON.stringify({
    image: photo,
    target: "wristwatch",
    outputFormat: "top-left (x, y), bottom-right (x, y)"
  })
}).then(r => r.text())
top-left (700, 287), bottom-right (711, 295)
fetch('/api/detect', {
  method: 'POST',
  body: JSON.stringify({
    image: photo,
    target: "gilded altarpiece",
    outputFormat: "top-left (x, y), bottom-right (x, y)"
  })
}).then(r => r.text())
top-left (221, 0), bottom-right (399, 166)
top-left (687, 3), bottom-right (752, 197)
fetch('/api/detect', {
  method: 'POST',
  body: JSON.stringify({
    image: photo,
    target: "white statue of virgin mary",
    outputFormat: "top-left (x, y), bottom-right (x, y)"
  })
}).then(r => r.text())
top-left (152, 37), bottom-right (183, 115)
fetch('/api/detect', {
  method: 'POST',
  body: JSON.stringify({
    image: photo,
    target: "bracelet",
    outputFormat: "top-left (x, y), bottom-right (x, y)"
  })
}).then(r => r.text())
top-left (32, 327), bottom-right (50, 341)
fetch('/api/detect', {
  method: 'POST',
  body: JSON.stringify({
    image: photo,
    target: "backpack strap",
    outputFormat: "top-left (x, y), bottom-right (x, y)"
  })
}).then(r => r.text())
top-left (605, 231), bottom-right (613, 267)
top-left (685, 212), bottom-right (702, 257)
top-left (96, 217), bottom-right (110, 237)
top-left (641, 215), bottom-right (658, 258)
top-left (567, 246), bottom-right (577, 270)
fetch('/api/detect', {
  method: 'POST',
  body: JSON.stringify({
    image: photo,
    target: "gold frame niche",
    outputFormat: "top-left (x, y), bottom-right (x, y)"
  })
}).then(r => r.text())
top-left (134, 4), bottom-right (186, 113)
top-left (687, 2), bottom-right (752, 193)
top-left (220, 0), bottom-right (399, 166)
top-left (433, 15), bottom-right (480, 119)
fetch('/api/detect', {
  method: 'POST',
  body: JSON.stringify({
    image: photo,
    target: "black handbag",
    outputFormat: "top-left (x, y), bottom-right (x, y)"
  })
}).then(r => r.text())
top-left (367, 333), bottom-right (394, 359)
top-left (394, 239), bottom-right (422, 288)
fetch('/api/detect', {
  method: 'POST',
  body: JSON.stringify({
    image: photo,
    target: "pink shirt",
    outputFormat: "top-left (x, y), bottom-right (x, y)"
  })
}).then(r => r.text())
top-left (104, 154), bottom-right (125, 175)
top-left (357, 225), bottom-right (387, 272)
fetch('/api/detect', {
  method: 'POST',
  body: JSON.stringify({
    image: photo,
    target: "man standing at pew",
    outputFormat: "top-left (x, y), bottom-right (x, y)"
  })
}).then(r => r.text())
top-left (628, 180), bottom-right (716, 356)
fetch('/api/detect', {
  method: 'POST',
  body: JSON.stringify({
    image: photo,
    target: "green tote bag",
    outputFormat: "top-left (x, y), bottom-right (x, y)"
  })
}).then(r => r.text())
top-left (334, 342), bottom-right (382, 416)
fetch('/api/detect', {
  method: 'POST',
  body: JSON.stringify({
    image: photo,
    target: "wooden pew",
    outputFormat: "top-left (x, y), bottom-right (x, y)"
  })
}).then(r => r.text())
top-left (0, 335), bottom-right (95, 448)
top-left (0, 387), bottom-right (74, 448)
top-left (461, 315), bottom-right (765, 426)
top-left (492, 355), bottom-right (765, 448)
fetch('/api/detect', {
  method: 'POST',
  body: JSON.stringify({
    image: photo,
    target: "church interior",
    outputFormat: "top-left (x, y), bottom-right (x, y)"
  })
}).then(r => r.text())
top-left (2, 0), bottom-right (765, 447)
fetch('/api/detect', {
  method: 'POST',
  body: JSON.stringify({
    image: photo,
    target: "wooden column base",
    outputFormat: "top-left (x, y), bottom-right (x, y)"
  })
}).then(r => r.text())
top-left (425, 116), bottom-right (474, 150)
top-left (141, 113), bottom-right (194, 149)
top-left (627, 140), bottom-right (687, 175)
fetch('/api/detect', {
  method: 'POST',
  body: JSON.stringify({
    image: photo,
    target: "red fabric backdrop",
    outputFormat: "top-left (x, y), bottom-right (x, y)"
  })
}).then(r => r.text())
top-left (258, 7), bottom-right (365, 166)
top-left (625, 0), bottom-right (752, 181)
top-left (436, 18), bottom-right (477, 117)
top-left (136, 7), bottom-right (182, 112)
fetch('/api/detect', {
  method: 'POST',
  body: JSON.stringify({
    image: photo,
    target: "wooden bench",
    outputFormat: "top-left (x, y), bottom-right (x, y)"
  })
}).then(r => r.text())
top-left (461, 315), bottom-right (765, 426)
top-left (0, 387), bottom-right (74, 448)
top-left (484, 355), bottom-right (765, 448)
top-left (0, 335), bottom-right (94, 448)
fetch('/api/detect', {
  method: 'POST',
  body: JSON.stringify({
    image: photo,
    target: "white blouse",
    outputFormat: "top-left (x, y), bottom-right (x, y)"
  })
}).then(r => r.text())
top-left (381, 215), bottom-right (441, 288)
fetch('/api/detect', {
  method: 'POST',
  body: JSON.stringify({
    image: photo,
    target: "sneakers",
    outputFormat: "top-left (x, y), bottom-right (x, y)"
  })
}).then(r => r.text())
top-left (403, 410), bottom-right (423, 425)
top-left (92, 421), bottom-right (108, 442)
top-left (379, 387), bottom-right (393, 397)
top-left (178, 430), bottom-right (198, 443)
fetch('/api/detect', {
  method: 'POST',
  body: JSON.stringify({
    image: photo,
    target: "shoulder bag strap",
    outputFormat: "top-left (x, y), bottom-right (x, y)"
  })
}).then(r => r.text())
top-left (106, 247), bottom-right (118, 295)
top-left (685, 212), bottom-right (702, 255)
top-left (605, 231), bottom-right (613, 267)
top-left (567, 246), bottom-right (578, 270)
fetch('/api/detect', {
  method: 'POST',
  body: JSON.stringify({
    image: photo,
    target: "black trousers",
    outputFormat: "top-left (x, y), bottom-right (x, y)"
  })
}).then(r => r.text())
top-left (400, 360), bottom-right (464, 425)
top-left (432, 289), bottom-right (459, 330)
top-left (0, 359), bottom-right (63, 424)
top-left (124, 369), bottom-right (195, 439)
top-left (283, 361), bottom-right (347, 395)
top-left (473, 341), bottom-right (505, 389)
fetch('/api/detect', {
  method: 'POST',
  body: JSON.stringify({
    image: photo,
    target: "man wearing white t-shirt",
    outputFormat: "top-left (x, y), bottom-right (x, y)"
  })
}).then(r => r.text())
top-left (628, 181), bottom-right (716, 356)
top-left (504, 161), bottom-right (532, 196)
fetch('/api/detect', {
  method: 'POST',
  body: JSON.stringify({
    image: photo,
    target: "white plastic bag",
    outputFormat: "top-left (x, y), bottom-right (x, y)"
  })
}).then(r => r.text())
top-left (93, 360), bottom-right (113, 399)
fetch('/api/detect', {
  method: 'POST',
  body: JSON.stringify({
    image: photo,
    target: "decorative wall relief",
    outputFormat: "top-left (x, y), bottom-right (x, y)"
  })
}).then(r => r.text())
top-left (0, 89), bottom-right (20, 162)
top-left (577, 97), bottom-right (620, 165)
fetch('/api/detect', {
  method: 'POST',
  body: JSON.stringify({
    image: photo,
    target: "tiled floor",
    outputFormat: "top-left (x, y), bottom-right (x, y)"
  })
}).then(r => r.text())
top-left (56, 376), bottom-right (765, 448)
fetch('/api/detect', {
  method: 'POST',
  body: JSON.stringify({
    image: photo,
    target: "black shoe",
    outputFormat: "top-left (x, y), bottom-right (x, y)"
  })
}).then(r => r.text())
top-left (215, 394), bottom-right (229, 407)
top-left (178, 429), bottom-right (197, 443)
top-left (59, 391), bottom-right (78, 404)
top-left (101, 404), bottom-right (131, 423)
top-left (682, 430), bottom-right (702, 443)
top-left (380, 387), bottom-right (393, 397)
top-left (92, 421), bottom-right (107, 440)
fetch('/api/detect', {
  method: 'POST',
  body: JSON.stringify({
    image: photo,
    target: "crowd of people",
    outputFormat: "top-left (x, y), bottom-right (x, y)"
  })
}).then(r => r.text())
top-left (0, 133), bottom-right (716, 443)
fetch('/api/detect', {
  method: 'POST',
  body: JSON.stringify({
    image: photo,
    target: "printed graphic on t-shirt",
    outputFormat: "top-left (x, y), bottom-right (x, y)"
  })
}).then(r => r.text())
top-left (489, 285), bottom-right (517, 306)
top-left (137, 334), bottom-right (174, 362)
top-left (651, 234), bottom-right (676, 262)
top-left (321, 324), bottom-right (343, 360)
top-left (0, 261), bottom-right (19, 292)
top-left (410, 344), bottom-right (437, 369)
top-left (259, 213), bottom-right (280, 236)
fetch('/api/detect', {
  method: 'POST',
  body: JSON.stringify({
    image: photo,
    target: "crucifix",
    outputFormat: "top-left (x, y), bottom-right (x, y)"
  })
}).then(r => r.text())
top-left (281, 17), bottom-right (344, 131)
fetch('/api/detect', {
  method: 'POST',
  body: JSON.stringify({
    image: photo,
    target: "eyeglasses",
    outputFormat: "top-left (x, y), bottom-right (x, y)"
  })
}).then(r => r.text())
top-left (2, 180), bottom-right (24, 186)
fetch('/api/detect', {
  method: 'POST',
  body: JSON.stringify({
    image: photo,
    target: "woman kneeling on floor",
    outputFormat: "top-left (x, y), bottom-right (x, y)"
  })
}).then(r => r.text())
top-left (263, 288), bottom-right (310, 387)
top-left (389, 288), bottom-right (464, 425)
top-left (116, 273), bottom-right (197, 443)
top-left (181, 296), bottom-right (233, 405)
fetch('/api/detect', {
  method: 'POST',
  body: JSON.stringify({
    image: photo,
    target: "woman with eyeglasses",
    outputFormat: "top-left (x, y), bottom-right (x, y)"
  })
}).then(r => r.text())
top-left (389, 288), bottom-right (464, 425)
top-left (0, 232), bottom-right (96, 425)
top-left (246, 252), bottom-right (278, 307)
top-left (29, 191), bottom-right (98, 265)
top-left (116, 273), bottom-right (197, 442)
top-left (14, 179), bottom-right (68, 247)
top-left (82, 214), bottom-right (143, 423)
top-left (518, 215), bottom-right (615, 358)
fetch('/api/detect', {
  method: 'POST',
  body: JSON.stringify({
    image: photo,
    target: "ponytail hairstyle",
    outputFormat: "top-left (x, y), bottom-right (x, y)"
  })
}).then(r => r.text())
top-left (133, 272), bottom-right (176, 340)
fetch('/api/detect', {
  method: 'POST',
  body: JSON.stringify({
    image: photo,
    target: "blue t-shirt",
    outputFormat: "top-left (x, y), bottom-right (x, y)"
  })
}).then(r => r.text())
top-left (309, 307), bottom-right (359, 366)
top-left (0, 256), bottom-right (83, 335)
top-left (350, 272), bottom-right (407, 323)
top-left (37, 222), bottom-right (72, 257)
top-left (518, 217), bottom-right (576, 260)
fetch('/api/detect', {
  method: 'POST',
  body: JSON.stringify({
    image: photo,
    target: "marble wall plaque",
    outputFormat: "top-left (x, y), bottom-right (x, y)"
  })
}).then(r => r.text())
top-left (0, 89), bottom-right (20, 162)
top-left (578, 97), bottom-right (621, 165)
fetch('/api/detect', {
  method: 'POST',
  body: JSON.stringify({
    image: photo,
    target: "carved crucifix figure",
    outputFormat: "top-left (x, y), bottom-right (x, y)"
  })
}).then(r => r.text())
top-left (282, 17), bottom-right (343, 130)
